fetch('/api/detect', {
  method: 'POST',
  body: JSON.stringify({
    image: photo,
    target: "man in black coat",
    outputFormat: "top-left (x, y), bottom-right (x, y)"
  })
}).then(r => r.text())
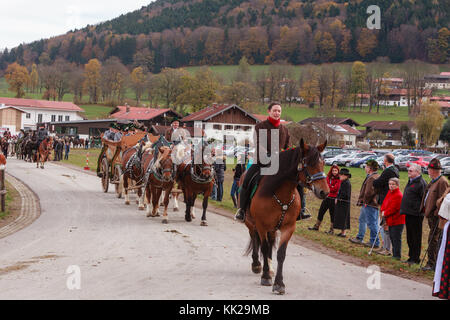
top-left (400, 163), bottom-right (427, 264)
top-left (213, 156), bottom-right (226, 202)
top-left (373, 153), bottom-right (400, 205)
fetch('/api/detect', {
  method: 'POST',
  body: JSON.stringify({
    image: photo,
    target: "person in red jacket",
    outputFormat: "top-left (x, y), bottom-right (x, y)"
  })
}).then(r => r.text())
top-left (380, 177), bottom-right (405, 260)
top-left (308, 164), bottom-right (341, 234)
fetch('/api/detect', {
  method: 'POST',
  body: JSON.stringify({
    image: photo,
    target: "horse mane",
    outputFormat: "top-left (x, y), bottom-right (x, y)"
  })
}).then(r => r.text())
top-left (258, 145), bottom-right (321, 197)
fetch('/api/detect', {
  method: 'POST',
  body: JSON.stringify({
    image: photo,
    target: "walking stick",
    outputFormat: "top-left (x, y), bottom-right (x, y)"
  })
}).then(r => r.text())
top-left (368, 224), bottom-right (383, 256)
top-left (419, 220), bottom-right (439, 270)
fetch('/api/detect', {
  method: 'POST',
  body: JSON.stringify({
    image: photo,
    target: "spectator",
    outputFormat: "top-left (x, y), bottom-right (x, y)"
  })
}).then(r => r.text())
top-left (231, 155), bottom-right (245, 208)
top-left (373, 153), bottom-right (399, 205)
top-left (349, 160), bottom-right (381, 248)
top-left (380, 178), bottom-right (404, 259)
top-left (420, 158), bottom-right (449, 271)
top-left (333, 168), bottom-right (352, 237)
top-left (309, 164), bottom-right (341, 234)
top-left (432, 179), bottom-right (450, 300)
top-left (400, 163), bottom-right (427, 264)
top-left (64, 141), bottom-right (70, 160)
top-left (214, 156), bottom-right (226, 202)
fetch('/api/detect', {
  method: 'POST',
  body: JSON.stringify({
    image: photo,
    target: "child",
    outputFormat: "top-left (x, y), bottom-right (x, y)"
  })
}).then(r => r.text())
top-left (333, 168), bottom-right (352, 237)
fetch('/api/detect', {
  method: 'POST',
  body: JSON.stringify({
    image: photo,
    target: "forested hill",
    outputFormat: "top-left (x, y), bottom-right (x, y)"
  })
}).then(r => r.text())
top-left (1, 0), bottom-right (449, 73)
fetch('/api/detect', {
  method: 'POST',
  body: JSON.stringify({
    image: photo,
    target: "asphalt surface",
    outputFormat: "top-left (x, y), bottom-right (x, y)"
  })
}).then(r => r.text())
top-left (0, 158), bottom-right (433, 299)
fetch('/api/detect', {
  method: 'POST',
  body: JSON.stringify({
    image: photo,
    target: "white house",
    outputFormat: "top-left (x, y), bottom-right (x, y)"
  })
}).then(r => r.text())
top-left (181, 104), bottom-right (259, 145)
top-left (0, 97), bottom-right (84, 133)
top-left (424, 73), bottom-right (450, 89)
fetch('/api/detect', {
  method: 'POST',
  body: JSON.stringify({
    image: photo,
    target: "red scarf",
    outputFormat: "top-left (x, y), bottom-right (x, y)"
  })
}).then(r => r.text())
top-left (267, 116), bottom-right (280, 128)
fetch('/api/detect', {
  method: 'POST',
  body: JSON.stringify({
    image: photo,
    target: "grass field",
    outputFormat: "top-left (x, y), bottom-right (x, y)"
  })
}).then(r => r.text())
top-left (61, 147), bottom-right (435, 280)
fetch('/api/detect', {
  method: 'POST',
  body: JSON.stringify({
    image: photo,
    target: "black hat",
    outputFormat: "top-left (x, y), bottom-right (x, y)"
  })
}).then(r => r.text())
top-left (339, 168), bottom-right (351, 178)
top-left (170, 116), bottom-right (181, 124)
top-left (428, 158), bottom-right (442, 170)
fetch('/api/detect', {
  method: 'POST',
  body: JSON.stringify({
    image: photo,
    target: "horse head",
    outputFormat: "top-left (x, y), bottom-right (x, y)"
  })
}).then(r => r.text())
top-left (297, 138), bottom-right (329, 200)
top-left (156, 146), bottom-right (174, 182)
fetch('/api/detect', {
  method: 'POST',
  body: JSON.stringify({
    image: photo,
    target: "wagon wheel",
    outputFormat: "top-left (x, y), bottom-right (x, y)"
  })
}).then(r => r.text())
top-left (114, 165), bottom-right (123, 198)
top-left (101, 157), bottom-right (109, 193)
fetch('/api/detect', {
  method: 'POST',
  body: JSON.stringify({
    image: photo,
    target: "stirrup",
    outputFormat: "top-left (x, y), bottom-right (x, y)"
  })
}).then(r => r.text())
top-left (234, 208), bottom-right (245, 222)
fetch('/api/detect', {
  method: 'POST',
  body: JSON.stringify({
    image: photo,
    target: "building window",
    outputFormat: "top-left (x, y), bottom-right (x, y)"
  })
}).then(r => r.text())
top-left (58, 115), bottom-right (63, 122)
top-left (225, 125), bottom-right (233, 130)
top-left (37, 114), bottom-right (43, 123)
top-left (51, 115), bottom-right (56, 122)
top-left (242, 126), bottom-right (251, 131)
top-left (26, 113), bottom-right (31, 119)
top-left (234, 125), bottom-right (242, 131)
top-left (213, 124), bottom-right (222, 130)
top-left (65, 116), bottom-right (70, 121)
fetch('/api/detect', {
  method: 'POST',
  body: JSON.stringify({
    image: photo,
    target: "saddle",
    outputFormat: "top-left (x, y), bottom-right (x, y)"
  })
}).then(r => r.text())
top-left (240, 167), bottom-right (263, 210)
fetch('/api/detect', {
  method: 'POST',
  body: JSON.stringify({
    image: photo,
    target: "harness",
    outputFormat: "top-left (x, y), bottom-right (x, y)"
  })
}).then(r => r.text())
top-left (124, 146), bottom-right (144, 183)
top-left (190, 163), bottom-right (214, 184)
top-left (272, 150), bottom-right (326, 231)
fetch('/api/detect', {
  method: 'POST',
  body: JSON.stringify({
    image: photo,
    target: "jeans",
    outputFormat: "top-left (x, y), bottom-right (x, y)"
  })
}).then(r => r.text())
top-left (216, 181), bottom-right (224, 202)
top-left (381, 228), bottom-right (391, 251)
top-left (356, 206), bottom-right (380, 246)
top-left (211, 183), bottom-right (217, 200)
top-left (230, 180), bottom-right (239, 198)
top-left (389, 224), bottom-right (404, 258)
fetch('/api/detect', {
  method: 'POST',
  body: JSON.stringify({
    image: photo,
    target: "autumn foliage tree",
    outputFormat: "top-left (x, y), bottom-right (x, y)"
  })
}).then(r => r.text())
top-left (415, 102), bottom-right (444, 147)
top-left (130, 66), bottom-right (147, 104)
top-left (83, 59), bottom-right (102, 104)
top-left (5, 62), bottom-right (30, 98)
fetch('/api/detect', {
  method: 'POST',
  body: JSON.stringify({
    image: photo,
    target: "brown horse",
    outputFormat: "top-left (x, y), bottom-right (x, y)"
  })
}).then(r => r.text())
top-left (242, 139), bottom-right (329, 294)
top-left (121, 142), bottom-right (147, 210)
top-left (176, 147), bottom-right (214, 226)
top-left (143, 146), bottom-right (175, 223)
top-left (36, 137), bottom-right (54, 169)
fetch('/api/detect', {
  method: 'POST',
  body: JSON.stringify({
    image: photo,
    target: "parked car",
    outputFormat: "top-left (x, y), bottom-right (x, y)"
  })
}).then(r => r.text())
top-left (322, 149), bottom-right (346, 159)
top-left (395, 156), bottom-right (414, 171)
top-left (406, 156), bottom-right (433, 172)
top-left (341, 152), bottom-right (369, 167)
top-left (325, 152), bottom-right (352, 166)
top-left (442, 158), bottom-right (450, 176)
top-left (409, 150), bottom-right (434, 156)
top-left (349, 154), bottom-right (379, 168)
top-left (432, 154), bottom-right (450, 160)
top-left (392, 149), bottom-right (411, 156)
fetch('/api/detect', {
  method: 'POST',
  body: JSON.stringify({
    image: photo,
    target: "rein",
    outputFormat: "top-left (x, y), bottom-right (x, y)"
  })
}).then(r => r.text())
top-left (272, 148), bottom-right (326, 231)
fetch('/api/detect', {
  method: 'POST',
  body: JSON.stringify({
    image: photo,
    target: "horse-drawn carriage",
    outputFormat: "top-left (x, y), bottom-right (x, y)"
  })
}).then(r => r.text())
top-left (98, 130), bottom-right (159, 197)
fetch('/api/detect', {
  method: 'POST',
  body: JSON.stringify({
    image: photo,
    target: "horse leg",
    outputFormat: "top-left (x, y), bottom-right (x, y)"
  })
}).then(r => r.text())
top-left (124, 175), bottom-right (130, 205)
top-left (137, 187), bottom-right (145, 211)
top-left (267, 231), bottom-right (276, 277)
top-left (151, 187), bottom-right (160, 217)
top-left (260, 234), bottom-right (273, 286)
top-left (272, 225), bottom-right (295, 295)
top-left (162, 188), bottom-right (170, 224)
top-left (200, 195), bottom-right (208, 226)
top-left (185, 192), bottom-right (192, 222)
top-left (173, 193), bottom-right (179, 212)
top-left (145, 184), bottom-right (152, 217)
top-left (250, 229), bottom-right (262, 274)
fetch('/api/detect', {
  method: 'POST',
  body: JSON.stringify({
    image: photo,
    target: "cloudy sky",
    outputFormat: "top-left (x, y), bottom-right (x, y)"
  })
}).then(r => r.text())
top-left (0, 0), bottom-right (154, 50)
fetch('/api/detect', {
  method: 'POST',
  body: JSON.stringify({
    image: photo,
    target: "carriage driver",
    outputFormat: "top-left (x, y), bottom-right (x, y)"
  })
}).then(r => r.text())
top-left (165, 117), bottom-right (180, 142)
top-left (234, 102), bottom-right (310, 222)
top-left (37, 126), bottom-right (49, 145)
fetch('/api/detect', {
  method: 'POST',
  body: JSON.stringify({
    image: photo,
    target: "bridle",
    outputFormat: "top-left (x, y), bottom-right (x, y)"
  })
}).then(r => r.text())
top-left (190, 163), bottom-right (214, 184)
top-left (297, 150), bottom-right (327, 188)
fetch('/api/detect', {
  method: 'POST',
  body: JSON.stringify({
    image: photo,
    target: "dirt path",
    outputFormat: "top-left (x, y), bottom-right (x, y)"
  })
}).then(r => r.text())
top-left (0, 159), bottom-right (433, 299)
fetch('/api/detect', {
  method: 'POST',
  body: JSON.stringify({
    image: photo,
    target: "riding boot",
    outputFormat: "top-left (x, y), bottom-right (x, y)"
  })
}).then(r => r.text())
top-left (296, 185), bottom-right (311, 220)
top-left (234, 186), bottom-right (249, 222)
top-left (308, 220), bottom-right (321, 231)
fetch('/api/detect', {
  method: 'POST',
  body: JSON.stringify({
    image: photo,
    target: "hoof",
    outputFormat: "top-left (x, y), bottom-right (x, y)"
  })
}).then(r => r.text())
top-left (185, 215), bottom-right (192, 222)
top-left (125, 201), bottom-right (130, 205)
top-left (146, 212), bottom-right (151, 217)
top-left (252, 264), bottom-right (262, 274)
top-left (173, 207), bottom-right (179, 212)
top-left (200, 220), bottom-right (208, 226)
top-left (272, 283), bottom-right (285, 295)
top-left (260, 277), bottom-right (272, 286)
top-left (152, 213), bottom-right (160, 217)
top-left (162, 218), bottom-right (168, 224)
top-left (138, 206), bottom-right (145, 211)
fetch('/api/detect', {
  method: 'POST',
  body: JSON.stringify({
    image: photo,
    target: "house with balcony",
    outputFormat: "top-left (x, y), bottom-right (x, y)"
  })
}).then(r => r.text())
top-left (0, 97), bottom-right (84, 133)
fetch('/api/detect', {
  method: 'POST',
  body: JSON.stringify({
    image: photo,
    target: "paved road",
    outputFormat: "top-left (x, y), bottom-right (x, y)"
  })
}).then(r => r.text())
top-left (0, 159), bottom-right (433, 299)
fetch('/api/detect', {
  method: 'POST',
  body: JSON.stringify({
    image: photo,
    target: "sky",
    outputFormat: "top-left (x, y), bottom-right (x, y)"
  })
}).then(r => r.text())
top-left (0, 0), bottom-right (154, 50)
